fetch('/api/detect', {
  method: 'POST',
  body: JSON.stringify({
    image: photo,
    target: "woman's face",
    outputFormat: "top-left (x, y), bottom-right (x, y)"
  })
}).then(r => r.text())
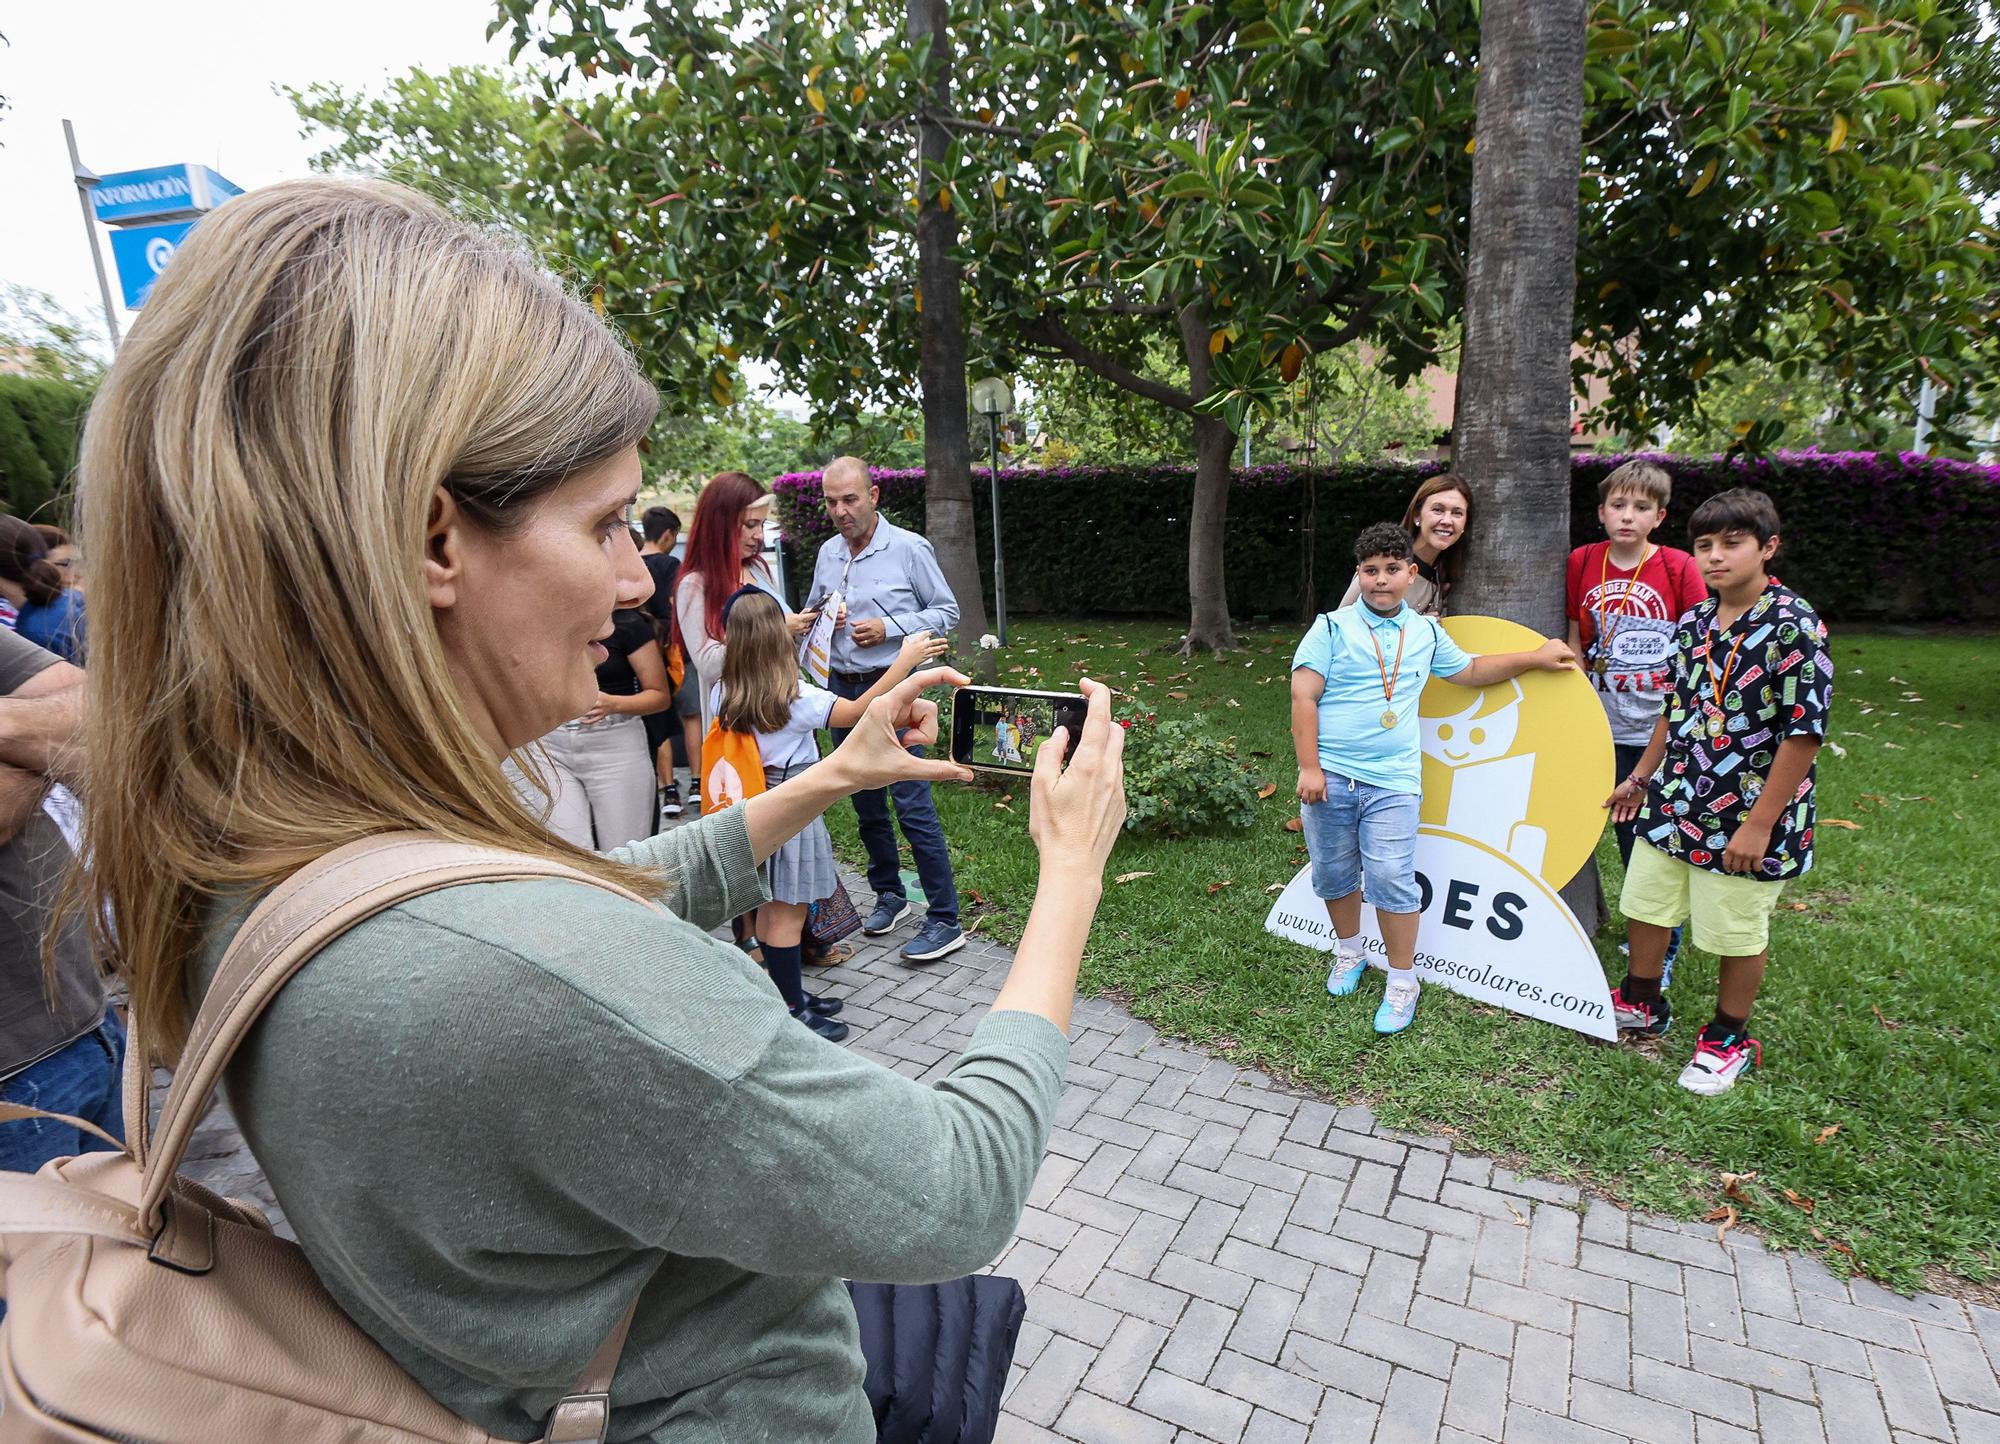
top-left (1417, 489), bottom-right (1470, 553)
top-left (47, 544), bottom-right (80, 583)
top-left (740, 500), bottom-right (770, 563)
top-left (430, 446), bottom-right (651, 755)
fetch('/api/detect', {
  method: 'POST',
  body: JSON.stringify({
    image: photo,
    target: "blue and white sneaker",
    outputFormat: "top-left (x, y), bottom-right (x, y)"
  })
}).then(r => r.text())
top-left (1326, 950), bottom-right (1369, 997)
top-left (901, 919), bottom-right (965, 964)
top-left (863, 895), bottom-right (913, 936)
top-left (1373, 973), bottom-right (1421, 1034)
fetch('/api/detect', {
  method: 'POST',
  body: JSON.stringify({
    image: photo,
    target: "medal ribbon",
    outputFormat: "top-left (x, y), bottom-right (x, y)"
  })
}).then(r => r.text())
top-left (1702, 615), bottom-right (1749, 727)
top-left (1368, 619), bottom-right (1410, 714)
top-left (1593, 541), bottom-right (1654, 661)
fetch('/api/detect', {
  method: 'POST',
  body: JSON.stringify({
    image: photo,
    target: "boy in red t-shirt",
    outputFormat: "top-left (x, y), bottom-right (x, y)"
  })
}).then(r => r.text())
top-left (1567, 461), bottom-right (1708, 954)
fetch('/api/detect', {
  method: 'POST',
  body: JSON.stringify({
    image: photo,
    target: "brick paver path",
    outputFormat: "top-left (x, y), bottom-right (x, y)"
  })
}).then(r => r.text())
top-left (178, 879), bottom-right (2000, 1444)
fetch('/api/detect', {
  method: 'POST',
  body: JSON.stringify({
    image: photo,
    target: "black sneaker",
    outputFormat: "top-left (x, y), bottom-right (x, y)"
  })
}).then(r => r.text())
top-left (1612, 989), bottom-right (1673, 1038)
top-left (658, 784), bottom-right (683, 819)
top-left (793, 1006), bottom-right (850, 1043)
top-left (800, 991), bottom-right (843, 1017)
top-left (863, 895), bottom-right (913, 936)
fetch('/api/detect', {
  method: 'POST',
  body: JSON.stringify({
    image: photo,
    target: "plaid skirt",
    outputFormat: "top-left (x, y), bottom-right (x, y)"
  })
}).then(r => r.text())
top-left (762, 761), bottom-right (839, 905)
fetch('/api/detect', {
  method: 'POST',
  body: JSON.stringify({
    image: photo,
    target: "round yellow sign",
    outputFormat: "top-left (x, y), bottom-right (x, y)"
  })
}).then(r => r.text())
top-left (1416, 615), bottom-right (1615, 889)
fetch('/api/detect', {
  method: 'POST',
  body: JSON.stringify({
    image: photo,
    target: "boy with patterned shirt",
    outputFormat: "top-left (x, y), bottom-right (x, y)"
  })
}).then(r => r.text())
top-left (1605, 489), bottom-right (1831, 1095)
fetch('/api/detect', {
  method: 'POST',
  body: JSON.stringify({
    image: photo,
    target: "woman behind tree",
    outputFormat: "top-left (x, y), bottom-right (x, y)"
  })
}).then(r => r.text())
top-left (1338, 471), bottom-right (1474, 618)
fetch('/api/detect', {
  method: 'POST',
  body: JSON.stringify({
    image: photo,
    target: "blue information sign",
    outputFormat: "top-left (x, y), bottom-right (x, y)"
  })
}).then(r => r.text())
top-left (109, 220), bottom-right (196, 310)
top-left (90, 164), bottom-right (242, 225)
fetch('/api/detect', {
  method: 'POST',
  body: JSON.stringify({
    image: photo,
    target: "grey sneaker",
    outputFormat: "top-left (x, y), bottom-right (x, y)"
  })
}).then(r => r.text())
top-left (901, 919), bottom-right (965, 964)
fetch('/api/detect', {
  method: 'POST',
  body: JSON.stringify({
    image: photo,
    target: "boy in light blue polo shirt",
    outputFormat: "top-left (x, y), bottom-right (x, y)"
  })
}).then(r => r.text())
top-left (1292, 523), bottom-right (1578, 1033)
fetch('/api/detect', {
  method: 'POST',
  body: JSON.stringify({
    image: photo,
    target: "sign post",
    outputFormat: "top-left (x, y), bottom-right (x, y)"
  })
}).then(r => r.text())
top-left (63, 120), bottom-right (122, 350)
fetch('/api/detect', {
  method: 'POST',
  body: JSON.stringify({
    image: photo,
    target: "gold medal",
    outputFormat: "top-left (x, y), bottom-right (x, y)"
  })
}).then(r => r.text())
top-left (1368, 622), bottom-right (1409, 733)
top-left (1706, 713), bottom-right (1725, 740)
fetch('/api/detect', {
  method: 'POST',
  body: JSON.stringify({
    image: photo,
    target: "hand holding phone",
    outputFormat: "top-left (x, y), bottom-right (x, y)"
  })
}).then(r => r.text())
top-left (950, 686), bottom-right (1089, 775)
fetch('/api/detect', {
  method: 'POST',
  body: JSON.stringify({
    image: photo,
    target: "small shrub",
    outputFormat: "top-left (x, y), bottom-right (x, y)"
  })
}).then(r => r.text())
top-left (1119, 715), bottom-right (1260, 838)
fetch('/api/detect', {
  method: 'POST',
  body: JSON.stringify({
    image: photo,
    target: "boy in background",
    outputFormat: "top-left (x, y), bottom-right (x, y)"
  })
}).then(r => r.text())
top-left (1568, 460), bottom-right (1707, 970)
top-left (1606, 488), bottom-right (1830, 1094)
top-left (1293, 524), bottom-right (1576, 1034)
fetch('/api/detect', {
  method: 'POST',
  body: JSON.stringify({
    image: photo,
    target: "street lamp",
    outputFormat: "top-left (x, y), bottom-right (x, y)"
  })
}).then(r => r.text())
top-left (970, 375), bottom-right (1014, 646)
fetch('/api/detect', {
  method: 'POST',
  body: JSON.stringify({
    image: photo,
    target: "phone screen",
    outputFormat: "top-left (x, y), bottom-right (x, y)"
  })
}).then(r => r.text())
top-left (950, 686), bottom-right (1088, 775)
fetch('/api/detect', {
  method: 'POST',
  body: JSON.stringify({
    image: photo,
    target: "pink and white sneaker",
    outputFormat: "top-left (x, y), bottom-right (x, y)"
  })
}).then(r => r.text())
top-left (1612, 990), bottom-right (1673, 1038)
top-left (1677, 1031), bottom-right (1761, 1095)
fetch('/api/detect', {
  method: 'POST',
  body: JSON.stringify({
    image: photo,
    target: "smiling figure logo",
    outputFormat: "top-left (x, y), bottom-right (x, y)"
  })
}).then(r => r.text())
top-left (1415, 617), bottom-right (1616, 890)
top-left (1421, 678), bottom-right (1546, 874)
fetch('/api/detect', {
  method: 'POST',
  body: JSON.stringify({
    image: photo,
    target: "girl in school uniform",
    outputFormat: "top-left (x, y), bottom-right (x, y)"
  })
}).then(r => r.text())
top-left (713, 588), bottom-right (946, 1041)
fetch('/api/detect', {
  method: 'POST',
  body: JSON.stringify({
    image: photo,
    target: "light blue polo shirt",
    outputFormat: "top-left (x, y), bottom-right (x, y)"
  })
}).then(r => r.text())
top-left (1292, 602), bottom-right (1471, 795)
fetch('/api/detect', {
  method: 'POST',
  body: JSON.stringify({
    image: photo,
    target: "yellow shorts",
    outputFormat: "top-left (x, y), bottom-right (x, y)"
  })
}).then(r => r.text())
top-left (1620, 843), bottom-right (1787, 956)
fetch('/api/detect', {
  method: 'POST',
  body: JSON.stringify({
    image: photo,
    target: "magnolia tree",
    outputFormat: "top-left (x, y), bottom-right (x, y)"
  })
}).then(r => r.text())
top-left (496, 0), bottom-right (1998, 652)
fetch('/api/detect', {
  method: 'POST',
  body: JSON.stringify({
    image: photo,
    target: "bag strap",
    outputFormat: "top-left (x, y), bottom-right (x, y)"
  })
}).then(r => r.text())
top-left (137, 834), bottom-right (659, 1231)
top-left (0, 1168), bottom-right (148, 1245)
top-left (0, 1100), bottom-right (124, 1151)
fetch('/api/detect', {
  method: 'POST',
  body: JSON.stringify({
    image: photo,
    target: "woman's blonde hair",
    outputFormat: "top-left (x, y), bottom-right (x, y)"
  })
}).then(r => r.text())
top-left (70, 178), bottom-right (661, 1061)
top-left (717, 591), bottom-right (800, 736)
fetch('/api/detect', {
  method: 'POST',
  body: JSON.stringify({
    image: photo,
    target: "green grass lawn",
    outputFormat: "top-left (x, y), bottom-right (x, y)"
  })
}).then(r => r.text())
top-left (824, 620), bottom-right (1997, 1291)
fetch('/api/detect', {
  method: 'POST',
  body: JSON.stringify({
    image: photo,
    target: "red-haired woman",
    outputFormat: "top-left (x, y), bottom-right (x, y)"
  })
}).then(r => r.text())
top-left (672, 472), bottom-right (817, 796)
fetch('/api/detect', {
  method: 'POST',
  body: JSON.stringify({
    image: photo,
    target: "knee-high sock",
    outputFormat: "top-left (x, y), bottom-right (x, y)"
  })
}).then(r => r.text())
top-left (763, 941), bottom-right (806, 1011)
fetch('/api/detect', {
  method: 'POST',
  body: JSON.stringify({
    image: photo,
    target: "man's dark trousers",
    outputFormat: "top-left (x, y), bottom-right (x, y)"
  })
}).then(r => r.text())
top-left (829, 667), bottom-right (959, 926)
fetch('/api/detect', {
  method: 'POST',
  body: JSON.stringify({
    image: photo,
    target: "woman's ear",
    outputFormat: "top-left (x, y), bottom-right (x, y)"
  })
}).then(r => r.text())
top-left (424, 487), bottom-right (463, 611)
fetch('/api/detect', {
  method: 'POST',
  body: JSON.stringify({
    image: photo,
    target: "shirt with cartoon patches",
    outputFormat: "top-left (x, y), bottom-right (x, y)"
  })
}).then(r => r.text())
top-left (1635, 583), bottom-right (1832, 880)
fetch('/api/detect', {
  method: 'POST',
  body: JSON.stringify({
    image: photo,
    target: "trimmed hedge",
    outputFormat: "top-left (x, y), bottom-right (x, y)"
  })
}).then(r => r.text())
top-left (0, 376), bottom-right (93, 521)
top-left (772, 453), bottom-right (2000, 622)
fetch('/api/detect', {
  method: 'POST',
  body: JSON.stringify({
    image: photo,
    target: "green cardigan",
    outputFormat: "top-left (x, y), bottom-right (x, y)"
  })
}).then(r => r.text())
top-left (197, 807), bottom-right (1069, 1442)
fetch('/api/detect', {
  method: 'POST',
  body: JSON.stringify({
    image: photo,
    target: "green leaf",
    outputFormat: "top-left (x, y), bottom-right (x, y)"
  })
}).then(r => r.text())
top-left (1727, 89), bottom-right (1749, 134)
top-left (1161, 172), bottom-right (1212, 200)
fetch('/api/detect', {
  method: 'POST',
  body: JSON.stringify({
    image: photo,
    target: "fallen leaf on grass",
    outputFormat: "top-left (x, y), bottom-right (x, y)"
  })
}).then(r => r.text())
top-left (1894, 795), bottom-right (1934, 804)
top-left (1704, 1203), bottom-right (1740, 1241)
top-left (1263, 882), bottom-right (1285, 894)
top-left (1114, 871), bottom-right (1156, 885)
top-left (1814, 1124), bottom-right (1842, 1146)
top-left (1207, 879), bottom-right (1235, 894)
top-left (1826, 740), bottom-right (1847, 758)
top-left (963, 915), bottom-right (988, 937)
top-left (1225, 697), bottom-right (1241, 708)
top-left (992, 800), bottom-right (1013, 812)
top-left (1257, 783), bottom-right (1278, 800)
top-left (1870, 1005), bottom-right (1903, 1031)
top-left (1782, 1188), bottom-right (1816, 1214)
top-left (1284, 816), bottom-right (1304, 833)
top-left (1786, 902), bottom-right (1809, 911)
top-left (1882, 741), bottom-right (1904, 750)
top-left (1166, 691), bottom-right (1189, 701)
top-left (1721, 1171), bottom-right (1757, 1202)
top-left (1829, 1240), bottom-right (1856, 1259)
top-left (1822, 818), bottom-right (1862, 831)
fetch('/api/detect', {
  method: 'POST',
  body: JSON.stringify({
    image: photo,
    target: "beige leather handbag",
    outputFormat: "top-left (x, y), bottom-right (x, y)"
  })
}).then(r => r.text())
top-left (0, 834), bottom-right (657, 1443)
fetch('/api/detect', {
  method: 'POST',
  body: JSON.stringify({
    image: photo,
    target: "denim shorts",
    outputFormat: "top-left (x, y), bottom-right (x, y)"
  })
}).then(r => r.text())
top-left (1302, 771), bottom-right (1422, 913)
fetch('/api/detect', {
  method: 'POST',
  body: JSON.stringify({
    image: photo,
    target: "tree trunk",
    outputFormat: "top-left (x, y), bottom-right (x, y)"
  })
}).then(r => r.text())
top-left (1453, 0), bottom-right (1596, 930)
top-left (1450, 0), bottom-right (1585, 638)
top-left (907, 0), bottom-right (992, 676)
top-left (1179, 303), bottom-right (1239, 654)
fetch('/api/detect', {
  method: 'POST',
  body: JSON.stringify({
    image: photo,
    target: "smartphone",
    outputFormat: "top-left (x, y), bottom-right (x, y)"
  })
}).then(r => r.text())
top-left (950, 686), bottom-right (1088, 775)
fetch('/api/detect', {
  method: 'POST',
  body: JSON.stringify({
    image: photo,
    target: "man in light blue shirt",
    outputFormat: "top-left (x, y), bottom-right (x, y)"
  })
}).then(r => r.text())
top-left (1291, 523), bottom-right (1576, 1035)
top-left (806, 457), bottom-right (964, 962)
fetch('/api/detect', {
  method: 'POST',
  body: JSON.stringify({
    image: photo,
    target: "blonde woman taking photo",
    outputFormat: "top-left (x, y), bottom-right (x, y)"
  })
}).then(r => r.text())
top-left (72, 180), bottom-right (1126, 1443)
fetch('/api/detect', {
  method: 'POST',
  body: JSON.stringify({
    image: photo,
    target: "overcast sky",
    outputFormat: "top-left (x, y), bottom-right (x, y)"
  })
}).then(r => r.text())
top-left (0, 0), bottom-right (512, 348)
